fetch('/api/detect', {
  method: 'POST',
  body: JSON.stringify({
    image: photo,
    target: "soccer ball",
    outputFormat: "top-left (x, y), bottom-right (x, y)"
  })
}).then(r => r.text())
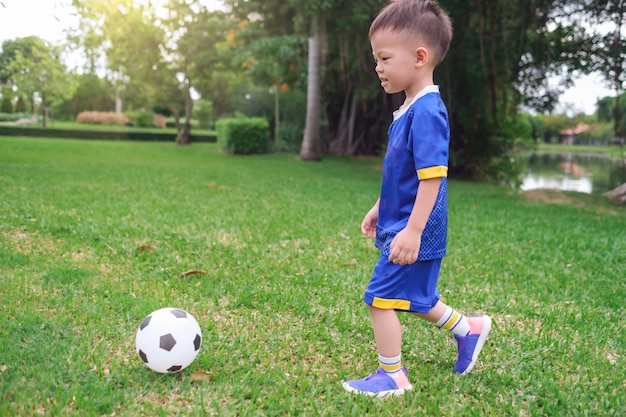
top-left (135, 307), bottom-right (202, 373)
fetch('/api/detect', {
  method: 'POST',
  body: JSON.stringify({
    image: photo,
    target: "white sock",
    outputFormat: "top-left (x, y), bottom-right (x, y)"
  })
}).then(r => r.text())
top-left (435, 306), bottom-right (470, 336)
top-left (378, 353), bottom-right (402, 377)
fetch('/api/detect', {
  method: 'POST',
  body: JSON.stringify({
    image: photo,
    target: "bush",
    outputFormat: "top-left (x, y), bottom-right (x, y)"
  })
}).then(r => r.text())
top-left (76, 111), bottom-right (127, 125)
top-left (0, 125), bottom-right (216, 142)
top-left (217, 117), bottom-right (270, 155)
top-left (153, 114), bottom-right (166, 129)
top-left (127, 111), bottom-right (166, 128)
top-left (275, 122), bottom-right (304, 153)
top-left (194, 100), bottom-right (214, 129)
top-left (15, 96), bottom-right (27, 113)
top-left (0, 112), bottom-right (34, 122)
top-left (128, 110), bottom-right (154, 128)
top-left (1, 95), bottom-right (13, 113)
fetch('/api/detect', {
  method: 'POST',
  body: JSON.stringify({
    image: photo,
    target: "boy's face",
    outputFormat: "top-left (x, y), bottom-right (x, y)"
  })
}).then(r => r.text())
top-left (370, 29), bottom-right (426, 96)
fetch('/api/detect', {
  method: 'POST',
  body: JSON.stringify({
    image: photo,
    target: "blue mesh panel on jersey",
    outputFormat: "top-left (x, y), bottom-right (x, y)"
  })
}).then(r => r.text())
top-left (375, 178), bottom-right (447, 260)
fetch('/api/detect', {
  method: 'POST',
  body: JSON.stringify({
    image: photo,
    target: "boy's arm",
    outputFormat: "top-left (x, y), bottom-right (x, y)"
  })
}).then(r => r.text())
top-left (361, 198), bottom-right (380, 238)
top-left (388, 177), bottom-right (442, 265)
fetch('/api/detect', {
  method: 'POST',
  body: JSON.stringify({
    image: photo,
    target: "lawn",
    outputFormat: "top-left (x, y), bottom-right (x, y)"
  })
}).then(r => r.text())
top-left (537, 142), bottom-right (625, 160)
top-left (0, 137), bottom-right (624, 416)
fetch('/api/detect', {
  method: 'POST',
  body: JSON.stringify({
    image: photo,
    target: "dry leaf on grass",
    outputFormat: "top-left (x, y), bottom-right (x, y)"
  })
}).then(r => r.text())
top-left (137, 245), bottom-right (156, 252)
top-left (179, 270), bottom-right (207, 278)
top-left (190, 370), bottom-right (213, 382)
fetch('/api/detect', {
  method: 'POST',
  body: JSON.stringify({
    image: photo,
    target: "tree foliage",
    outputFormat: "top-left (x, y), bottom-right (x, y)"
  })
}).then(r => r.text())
top-left (583, 0), bottom-right (626, 139)
top-left (0, 36), bottom-right (77, 126)
top-left (70, 0), bottom-right (169, 112)
top-left (4, 0), bottom-right (620, 179)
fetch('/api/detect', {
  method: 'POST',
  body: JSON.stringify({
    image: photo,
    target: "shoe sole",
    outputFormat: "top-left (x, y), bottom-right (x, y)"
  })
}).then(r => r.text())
top-left (342, 382), bottom-right (413, 398)
top-left (459, 315), bottom-right (492, 375)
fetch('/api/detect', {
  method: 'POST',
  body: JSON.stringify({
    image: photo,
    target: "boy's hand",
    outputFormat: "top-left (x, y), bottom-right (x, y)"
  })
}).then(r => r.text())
top-left (388, 228), bottom-right (421, 265)
top-left (361, 206), bottom-right (378, 238)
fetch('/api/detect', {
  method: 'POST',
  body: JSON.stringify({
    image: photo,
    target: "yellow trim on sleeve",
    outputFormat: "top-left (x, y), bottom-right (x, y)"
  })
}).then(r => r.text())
top-left (417, 166), bottom-right (448, 180)
top-left (372, 297), bottom-right (411, 311)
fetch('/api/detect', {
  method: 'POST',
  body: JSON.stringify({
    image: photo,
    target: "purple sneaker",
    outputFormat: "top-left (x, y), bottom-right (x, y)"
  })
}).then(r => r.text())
top-left (343, 367), bottom-right (412, 398)
top-left (454, 315), bottom-right (492, 375)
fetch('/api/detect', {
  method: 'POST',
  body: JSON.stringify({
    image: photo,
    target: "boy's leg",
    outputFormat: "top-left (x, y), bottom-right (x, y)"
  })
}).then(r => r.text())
top-left (370, 306), bottom-right (402, 359)
top-left (414, 301), bottom-right (492, 375)
top-left (342, 307), bottom-right (412, 398)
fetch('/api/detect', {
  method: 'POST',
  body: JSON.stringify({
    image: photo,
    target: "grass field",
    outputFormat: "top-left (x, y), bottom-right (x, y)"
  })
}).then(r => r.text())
top-left (1, 137), bottom-right (624, 416)
top-left (537, 143), bottom-right (625, 160)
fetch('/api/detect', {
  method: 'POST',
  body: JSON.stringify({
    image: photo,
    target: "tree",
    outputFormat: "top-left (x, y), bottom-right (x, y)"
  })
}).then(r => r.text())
top-left (2, 37), bottom-right (77, 126)
top-left (434, 0), bottom-right (594, 181)
top-left (164, 1), bottom-right (240, 145)
top-left (584, 0), bottom-right (626, 141)
top-left (300, 13), bottom-right (323, 160)
top-left (55, 73), bottom-right (116, 119)
top-left (71, 0), bottom-right (169, 113)
top-left (1, 87), bottom-right (12, 113)
top-left (235, 33), bottom-right (305, 147)
top-left (226, 0), bottom-right (383, 160)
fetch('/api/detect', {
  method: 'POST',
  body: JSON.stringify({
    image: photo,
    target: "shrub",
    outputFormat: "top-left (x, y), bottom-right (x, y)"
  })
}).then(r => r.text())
top-left (1, 95), bottom-right (13, 113)
top-left (153, 114), bottom-right (166, 129)
top-left (15, 96), bottom-right (27, 113)
top-left (194, 99), bottom-right (214, 129)
top-left (275, 122), bottom-right (304, 153)
top-left (127, 111), bottom-right (166, 128)
top-left (0, 125), bottom-right (216, 142)
top-left (128, 110), bottom-right (155, 128)
top-left (0, 112), bottom-right (34, 122)
top-left (76, 111), bottom-right (127, 125)
top-left (217, 117), bottom-right (270, 155)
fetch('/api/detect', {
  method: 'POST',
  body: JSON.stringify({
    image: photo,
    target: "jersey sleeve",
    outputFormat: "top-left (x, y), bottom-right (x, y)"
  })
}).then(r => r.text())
top-left (407, 105), bottom-right (450, 180)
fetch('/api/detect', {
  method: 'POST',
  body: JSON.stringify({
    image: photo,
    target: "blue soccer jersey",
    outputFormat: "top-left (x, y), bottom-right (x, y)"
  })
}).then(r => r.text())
top-left (374, 85), bottom-right (449, 260)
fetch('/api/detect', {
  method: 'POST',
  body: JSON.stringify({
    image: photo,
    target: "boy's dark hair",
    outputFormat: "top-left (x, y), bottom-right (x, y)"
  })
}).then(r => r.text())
top-left (369, 0), bottom-right (453, 64)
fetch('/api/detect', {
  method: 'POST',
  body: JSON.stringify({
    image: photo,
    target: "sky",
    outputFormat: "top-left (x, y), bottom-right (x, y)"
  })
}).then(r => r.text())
top-left (0, 0), bottom-right (616, 115)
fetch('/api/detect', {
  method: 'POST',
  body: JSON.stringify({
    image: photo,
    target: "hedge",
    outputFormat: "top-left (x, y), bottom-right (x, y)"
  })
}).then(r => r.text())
top-left (0, 125), bottom-right (216, 142)
top-left (216, 117), bottom-right (270, 155)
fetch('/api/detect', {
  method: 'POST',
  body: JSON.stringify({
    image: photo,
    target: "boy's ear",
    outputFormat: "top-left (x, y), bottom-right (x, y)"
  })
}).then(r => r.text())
top-left (415, 47), bottom-right (429, 67)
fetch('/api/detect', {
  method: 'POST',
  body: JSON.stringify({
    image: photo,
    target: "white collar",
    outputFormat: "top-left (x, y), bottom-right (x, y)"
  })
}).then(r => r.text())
top-left (393, 85), bottom-right (440, 120)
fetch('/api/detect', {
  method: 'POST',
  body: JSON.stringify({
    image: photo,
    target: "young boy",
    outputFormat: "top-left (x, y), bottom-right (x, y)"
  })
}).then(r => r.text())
top-left (342, 0), bottom-right (492, 398)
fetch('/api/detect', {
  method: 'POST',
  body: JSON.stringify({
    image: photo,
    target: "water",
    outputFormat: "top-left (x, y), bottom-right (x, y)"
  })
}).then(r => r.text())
top-left (520, 151), bottom-right (626, 194)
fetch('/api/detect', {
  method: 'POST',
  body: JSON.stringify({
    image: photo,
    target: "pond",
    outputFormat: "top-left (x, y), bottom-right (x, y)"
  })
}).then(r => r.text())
top-left (520, 151), bottom-right (626, 194)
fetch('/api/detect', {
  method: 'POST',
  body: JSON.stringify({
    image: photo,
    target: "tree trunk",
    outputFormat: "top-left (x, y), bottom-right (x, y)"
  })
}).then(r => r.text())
top-left (41, 92), bottom-right (47, 128)
top-left (604, 182), bottom-right (626, 205)
top-left (300, 14), bottom-right (323, 161)
top-left (115, 86), bottom-right (122, 115)
top-left (274, 84), bottom-right (280, 149)
top-left (178, 78), bottom-right (193, 146)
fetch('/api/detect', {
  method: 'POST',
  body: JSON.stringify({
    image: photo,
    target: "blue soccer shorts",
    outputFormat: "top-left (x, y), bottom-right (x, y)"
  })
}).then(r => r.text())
top-left (363, 255), bottom-right (442, 314)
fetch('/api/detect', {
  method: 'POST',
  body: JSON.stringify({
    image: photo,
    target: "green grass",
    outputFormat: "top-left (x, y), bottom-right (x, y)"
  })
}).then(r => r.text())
top-left (538, 143), bottom-right (625, 160)
top-left (0, 137), bottom-right (624, 416)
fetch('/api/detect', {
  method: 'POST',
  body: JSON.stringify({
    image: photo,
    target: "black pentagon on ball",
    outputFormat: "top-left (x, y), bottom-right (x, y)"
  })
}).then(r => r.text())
top-left (139, 315), bottom-right (152, 330)
top-left (193, 334), bottom-right (201, 351)
top-left (167, 365), bottom-right (182, 372)
top-left (170, 309), bottom-right (187, 319)
top-left (160, 333), bottom-right (177, 351)
top-left (138, 349), bottom-right (149, 363)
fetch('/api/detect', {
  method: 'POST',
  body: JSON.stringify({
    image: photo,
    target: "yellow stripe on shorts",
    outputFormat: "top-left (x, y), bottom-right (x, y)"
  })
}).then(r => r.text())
top-left (372, 297), bottom-right (411, 311)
